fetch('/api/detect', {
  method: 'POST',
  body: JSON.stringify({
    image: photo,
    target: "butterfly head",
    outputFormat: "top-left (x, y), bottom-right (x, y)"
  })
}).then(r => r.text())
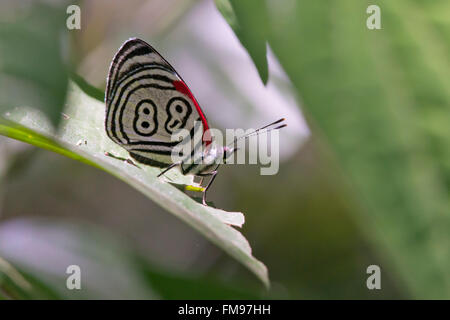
top-left (196, 144), bottom-right (236, 166)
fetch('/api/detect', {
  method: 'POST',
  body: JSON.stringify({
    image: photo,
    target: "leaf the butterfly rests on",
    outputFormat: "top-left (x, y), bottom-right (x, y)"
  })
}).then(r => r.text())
top-left (0, 82), bottom-right (270, 288)
top-left (0, 36), bottom-right (275, 287)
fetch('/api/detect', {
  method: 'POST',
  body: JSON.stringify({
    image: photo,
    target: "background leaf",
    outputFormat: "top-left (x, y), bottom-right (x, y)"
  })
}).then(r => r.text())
top-left (215, 0), bottom-right (269, 84)
top-left (0, 255), bottom-right (61, 299)
top-left (0, 256), bottom-right (32, 299)
top-left (0, 1), bottom-right (68, 127)
top-left (218, 0), bottom-right (450, 298)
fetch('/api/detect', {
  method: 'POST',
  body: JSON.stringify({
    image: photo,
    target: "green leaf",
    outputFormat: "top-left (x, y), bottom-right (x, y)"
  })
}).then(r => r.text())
top-left (0, 256), bottom-right (59, 299)
top-left (0, 82), bottom-right (269, 288)
top-left (0, 2), bottom-right (68, 127)
top-left (70, 72), bottom-right (105, 102)
top-left (220, 0), bottom-right (450, 298)
top-left (215, 0), bottom-right (269, 84)
top-left (0, 256), bottom-right (32, 299)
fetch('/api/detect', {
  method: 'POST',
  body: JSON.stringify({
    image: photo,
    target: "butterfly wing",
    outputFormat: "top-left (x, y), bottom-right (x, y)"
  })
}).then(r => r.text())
top-left (105, 38), bottom-right (209, 167)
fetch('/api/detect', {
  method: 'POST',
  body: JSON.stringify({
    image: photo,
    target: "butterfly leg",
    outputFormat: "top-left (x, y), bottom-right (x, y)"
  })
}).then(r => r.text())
top-left (157, 162), bottom-right (181, 178)
top-left (197, 171), bottom-right (218, 206)
top-left (105, 152), bottom-right (139, 168)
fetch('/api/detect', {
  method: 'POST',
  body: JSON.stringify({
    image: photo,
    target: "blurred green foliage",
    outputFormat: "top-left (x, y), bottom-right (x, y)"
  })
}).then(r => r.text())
top-left (0, 259), bottom-right (60, 299)
top-left (0, 2), bottom-right (68, 127)
top-left (215, 0), bottom-right (269, 84)
top-left (0, 220), bottom-right (261, 299)
top-left (220, 0), bottom-right (450, 298)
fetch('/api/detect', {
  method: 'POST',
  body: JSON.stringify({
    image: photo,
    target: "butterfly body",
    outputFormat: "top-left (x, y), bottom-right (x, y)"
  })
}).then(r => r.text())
top-left (105, 38), bottom-right (285, 205)
top-left (180, 144), bottom-right (236, 175)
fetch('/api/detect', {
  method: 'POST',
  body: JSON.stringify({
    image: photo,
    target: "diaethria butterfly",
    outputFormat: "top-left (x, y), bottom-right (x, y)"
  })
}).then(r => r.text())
top-left (105, 38), bottom-right (286, 205)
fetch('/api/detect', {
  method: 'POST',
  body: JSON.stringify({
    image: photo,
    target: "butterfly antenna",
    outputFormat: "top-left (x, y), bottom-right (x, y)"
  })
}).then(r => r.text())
top-left (236, 124), bottom-right (287, 142)
top-left (229, 118), bottom-right (286, 146)
top-left (230, 118), bottom-right (285, 145)
top-left (253, 118), bottom-right (285, 133)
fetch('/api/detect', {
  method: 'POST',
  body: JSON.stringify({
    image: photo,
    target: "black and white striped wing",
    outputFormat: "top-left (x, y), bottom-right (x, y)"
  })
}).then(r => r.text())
top-left (105, 38), bottom-right (209, 168)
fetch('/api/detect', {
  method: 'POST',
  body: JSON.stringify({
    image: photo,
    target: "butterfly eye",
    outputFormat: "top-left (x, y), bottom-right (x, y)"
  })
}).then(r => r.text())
top-left (175, 105), bottom-right (183, 113)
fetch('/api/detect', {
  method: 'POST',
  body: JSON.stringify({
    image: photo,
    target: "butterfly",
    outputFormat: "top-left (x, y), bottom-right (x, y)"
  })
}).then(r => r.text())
top-left (105, 38), bottom-right (286, 205)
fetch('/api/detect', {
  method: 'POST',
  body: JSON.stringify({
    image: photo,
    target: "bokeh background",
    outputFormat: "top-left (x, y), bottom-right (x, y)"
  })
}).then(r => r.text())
top-left (0, 0), bottom-right (449, 299)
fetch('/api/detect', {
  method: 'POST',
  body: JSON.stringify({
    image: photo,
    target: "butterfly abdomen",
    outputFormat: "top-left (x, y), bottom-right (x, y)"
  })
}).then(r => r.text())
top-left (181, 162), bottom-right (219, 176)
